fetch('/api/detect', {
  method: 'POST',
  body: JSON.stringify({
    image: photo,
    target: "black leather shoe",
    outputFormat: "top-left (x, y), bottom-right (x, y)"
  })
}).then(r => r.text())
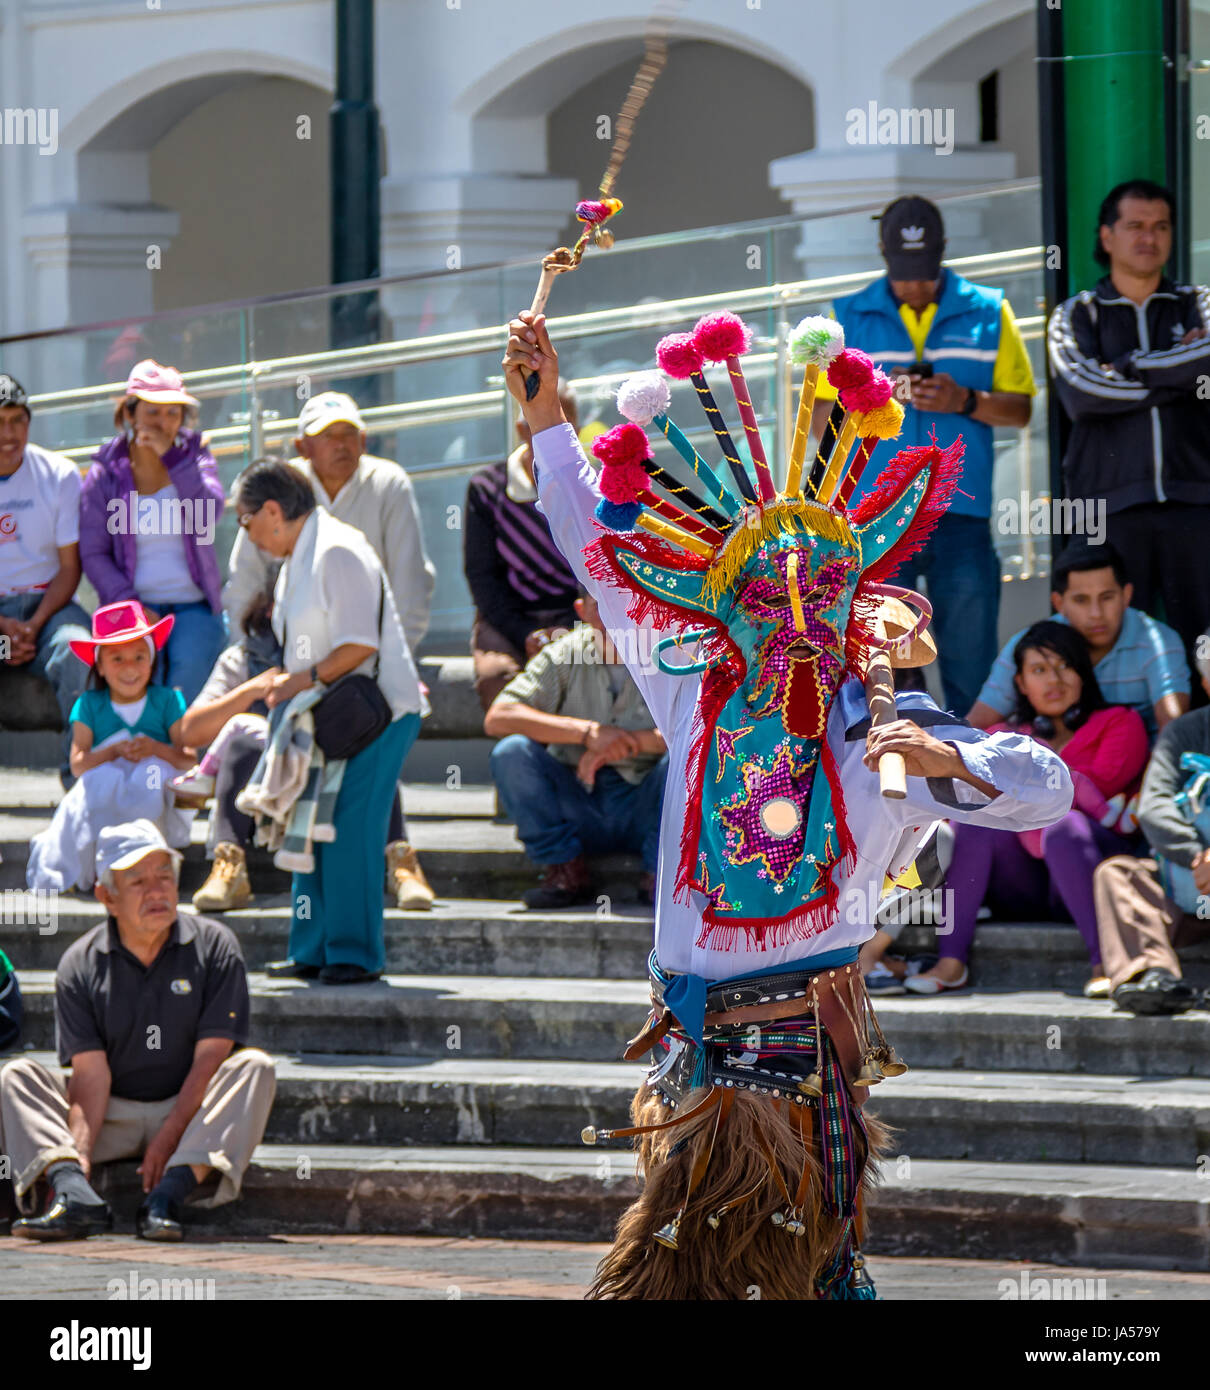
top-left (318, 963), bottom-right (382, 985)
top-left (1113, 967), bottom-right (1197, 1016)
top-left (136, 1194), bottom-right (184, 1242)
top-left (264, 959), bottom-right (320, 979)
top-left (12, 1197), bottom-right (113, 1242)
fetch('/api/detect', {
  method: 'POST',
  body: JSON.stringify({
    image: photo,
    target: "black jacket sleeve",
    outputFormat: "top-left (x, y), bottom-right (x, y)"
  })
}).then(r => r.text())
top-left (1048, 296), bottom-right (1184, 420)
top-left (1138, 709), bottom-right (1210, 867)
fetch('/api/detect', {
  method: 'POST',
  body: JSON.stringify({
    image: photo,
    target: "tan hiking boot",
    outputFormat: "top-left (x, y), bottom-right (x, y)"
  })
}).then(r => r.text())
top-left (386, 841), bottom-right (435, 911)
top-left (192, 842), bottom-right (252, 912)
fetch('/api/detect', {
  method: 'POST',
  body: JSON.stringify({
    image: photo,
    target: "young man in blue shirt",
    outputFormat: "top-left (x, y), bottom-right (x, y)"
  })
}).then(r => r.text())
top-left (967, 542), bottom-right (1190, 739)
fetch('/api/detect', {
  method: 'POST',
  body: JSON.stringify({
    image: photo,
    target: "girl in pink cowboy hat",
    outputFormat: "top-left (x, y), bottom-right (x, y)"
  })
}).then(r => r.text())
top-left (26, 601), bottom-right (198, 892)
top-left (78, 360), bottom-right (227, 705)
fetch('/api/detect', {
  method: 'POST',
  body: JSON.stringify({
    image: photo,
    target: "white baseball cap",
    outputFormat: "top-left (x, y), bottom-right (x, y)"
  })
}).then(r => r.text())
top-left (297, 392), bottom-right (365, 437)
top-left (95, 820), bottom-right (183, 881)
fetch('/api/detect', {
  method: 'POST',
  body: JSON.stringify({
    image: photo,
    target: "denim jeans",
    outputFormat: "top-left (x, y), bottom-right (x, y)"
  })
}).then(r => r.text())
top-left (491, 735), bottom-right (668, 871)
top-left (0, 593), bottom-right (92, 783)
top-left (145, 599), bottom-right (227, 706)
top-left (888, 512), bottom-right (1001, 716)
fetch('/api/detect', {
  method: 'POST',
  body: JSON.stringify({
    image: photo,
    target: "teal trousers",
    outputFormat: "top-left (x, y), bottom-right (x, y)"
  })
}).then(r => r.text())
top-left (288, 713), bottom-right (420, 972)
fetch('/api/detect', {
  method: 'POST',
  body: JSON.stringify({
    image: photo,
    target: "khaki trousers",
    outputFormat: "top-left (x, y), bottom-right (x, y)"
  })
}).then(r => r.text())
top-left (1093, 855), bottom-right (1210, 991)
top-left (0, 1049), bottom-right (276, 1214)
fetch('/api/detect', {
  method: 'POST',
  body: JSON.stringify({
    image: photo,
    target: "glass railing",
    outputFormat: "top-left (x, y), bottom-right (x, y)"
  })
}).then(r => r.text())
top-left (0, 182), bottom-right (1046, 653)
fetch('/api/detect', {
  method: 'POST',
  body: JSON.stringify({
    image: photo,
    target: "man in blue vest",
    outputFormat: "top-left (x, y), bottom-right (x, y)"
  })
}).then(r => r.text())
top-left (814, 196), bottom-right (1036, 714)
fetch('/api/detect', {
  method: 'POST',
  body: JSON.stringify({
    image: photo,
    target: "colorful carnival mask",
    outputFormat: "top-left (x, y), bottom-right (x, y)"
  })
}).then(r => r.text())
top-left (584, 312), bottom-right (961, 951)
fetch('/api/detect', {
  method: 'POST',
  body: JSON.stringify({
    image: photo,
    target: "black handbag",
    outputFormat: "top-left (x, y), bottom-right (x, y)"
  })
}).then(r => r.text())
top-left (288, 574), bottom-right (392, 762)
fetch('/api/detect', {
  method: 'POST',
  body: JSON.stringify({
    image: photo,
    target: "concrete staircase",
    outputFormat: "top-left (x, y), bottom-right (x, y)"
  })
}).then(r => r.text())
top-left (3, 763), bottom-right (1210, 1269)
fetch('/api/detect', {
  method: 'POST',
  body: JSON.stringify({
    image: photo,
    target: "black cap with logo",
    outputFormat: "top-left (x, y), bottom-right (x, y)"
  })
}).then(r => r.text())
top-left (878, 196), bottom-right (946, 281)
top-left (0, 374), bottom-right (30, 418)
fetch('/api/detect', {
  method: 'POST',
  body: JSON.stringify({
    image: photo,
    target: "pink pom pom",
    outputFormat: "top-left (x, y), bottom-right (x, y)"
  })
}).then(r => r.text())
top-left (655, 333), bottom-right (703, 379)
top-left (576, 200), bottom-right (611, 225)
top-left (597, 460), bottom-right (651, 504)
top-left (692, 312), bottom-right (751, 362)
top-left (827, 348), bottom-right (875, 391)
top-left (591, 422), bottom-right (651, 470)
top-left (840, 371), bottom-right (894, 415)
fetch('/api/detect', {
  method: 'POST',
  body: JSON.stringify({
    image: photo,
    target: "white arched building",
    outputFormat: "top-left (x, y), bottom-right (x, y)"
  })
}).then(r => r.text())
top-left (0, 0), bottom-right (1046, 337)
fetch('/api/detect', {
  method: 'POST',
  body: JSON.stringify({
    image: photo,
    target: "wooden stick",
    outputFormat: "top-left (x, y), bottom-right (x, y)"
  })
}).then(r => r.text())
top-left (523, 251), bottom-right (575, 401)
top-left (865, 620), bottom-right (906, 800)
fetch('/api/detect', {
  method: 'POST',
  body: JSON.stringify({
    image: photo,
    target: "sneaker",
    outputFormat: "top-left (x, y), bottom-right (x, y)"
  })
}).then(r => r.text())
top-left (171, 768), bottom-right (216, 800)
top-left (385, 841), bottom-right (435, 911)
top-left (191, 842), bottom-right (252, 912)
top-left (522, 856), bottom-right (593, 910)
top-left (865, 961), bottom-right (906, 996)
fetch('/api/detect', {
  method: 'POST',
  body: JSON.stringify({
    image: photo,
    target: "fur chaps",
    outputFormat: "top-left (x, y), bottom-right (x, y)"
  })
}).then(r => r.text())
top-left (587, 1082), bottom-right (891, 1301)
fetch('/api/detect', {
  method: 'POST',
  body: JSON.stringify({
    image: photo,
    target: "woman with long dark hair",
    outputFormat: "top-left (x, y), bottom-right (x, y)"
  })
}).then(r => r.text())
top-left (908, 620), bottom-right (1149, 996)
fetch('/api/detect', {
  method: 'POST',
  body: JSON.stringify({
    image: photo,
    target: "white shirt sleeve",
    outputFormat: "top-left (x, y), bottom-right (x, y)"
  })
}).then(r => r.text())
top-left (893, 723), bottom-right (1074, 830)
top-left (55, 464), bottom-right (82, 548)
top-left (531, 421), bottom-right (696, 734)
top-left (319, 544), bottom-right (383, 651)
top-left (382, 470), bottom-right (436, 653)
top-left (223, 528), bottom-right (278, 635)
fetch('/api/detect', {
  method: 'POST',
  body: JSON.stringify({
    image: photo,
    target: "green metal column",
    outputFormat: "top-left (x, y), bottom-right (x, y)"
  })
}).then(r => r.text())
top-left (1062, 0), bottom-right (1170, 293)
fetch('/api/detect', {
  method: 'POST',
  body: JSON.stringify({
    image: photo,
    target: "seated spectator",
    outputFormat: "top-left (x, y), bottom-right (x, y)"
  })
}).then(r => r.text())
top-left (79, 360), bottom-right (226, 705)
top-left (968, 541), bottom-right (1189, 739)
top-left (26, 603), bottom-right (196, 892)
top-left (223, 392), bottom-right (436, 909)
top-left (484, 592), bottom-right (668, 909)
top-left (0, 374), bottom-right (92, 789)
top-left (911, 621), bottom-right (1148, 997)
top-left (465, 387), bottom-right (582, 710)
top-left (1094, 634), bottom-right (1210, 1016)
top-left (233, 459), bottom-right (427, 985)
top-left (0, 821), bottom-right (276, 1242)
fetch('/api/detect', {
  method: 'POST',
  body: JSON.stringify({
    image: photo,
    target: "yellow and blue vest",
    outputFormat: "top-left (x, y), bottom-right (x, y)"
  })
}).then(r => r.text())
top-left (832, 270), bottom-right (1003, 518)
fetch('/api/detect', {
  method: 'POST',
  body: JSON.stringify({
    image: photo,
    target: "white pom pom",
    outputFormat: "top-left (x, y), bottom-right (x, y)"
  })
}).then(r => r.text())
top-left (615, 371), bottom-right (672, 425)
top-left (788, 316), bottom-right (845, 367)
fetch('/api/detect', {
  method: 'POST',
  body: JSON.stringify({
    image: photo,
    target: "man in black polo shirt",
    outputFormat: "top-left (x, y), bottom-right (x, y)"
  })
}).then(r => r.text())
top-left (0, 820), bottom-right (275, 1241)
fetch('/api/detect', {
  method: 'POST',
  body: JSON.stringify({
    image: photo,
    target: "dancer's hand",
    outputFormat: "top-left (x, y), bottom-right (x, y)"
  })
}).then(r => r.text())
top-left (1193, 849), bottom-right (1210, 896)
top-left (864, 722), bottom-right (997, 800)
top-left (502, 312), bottom-right (564, 431)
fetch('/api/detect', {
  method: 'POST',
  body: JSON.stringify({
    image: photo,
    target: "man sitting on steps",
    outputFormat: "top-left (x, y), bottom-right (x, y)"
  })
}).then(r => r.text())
top-left (1093, 633), bottom-right (1210, 1016)
top-left (0, 820), bottom-right (276, 1242)
top-left (484, 591), bottom-right (668, 909)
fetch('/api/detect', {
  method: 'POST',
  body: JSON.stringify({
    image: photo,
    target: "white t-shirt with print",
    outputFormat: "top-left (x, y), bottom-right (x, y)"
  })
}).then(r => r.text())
top-left (0, 443), bottom-right (82, 594)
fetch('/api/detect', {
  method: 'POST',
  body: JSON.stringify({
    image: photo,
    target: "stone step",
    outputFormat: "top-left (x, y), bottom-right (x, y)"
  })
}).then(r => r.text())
top-left (0, 770), bottom-right (500, 817)
top-left (14, 971), bottom-right (1210, 1074)
top-left (0, 811), bottom-right (643, 899)
top-left (55, 1147), bottom-right (1210, 1270)
top-left (12, 1049), bottom-right (1208, 1168)
top-left (0, 896), bottom-right (657, 977)
top-left (6, 890), bottom-right (1208, 990)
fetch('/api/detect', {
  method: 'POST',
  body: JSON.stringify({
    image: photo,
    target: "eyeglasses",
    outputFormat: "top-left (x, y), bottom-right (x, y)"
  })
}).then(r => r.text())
top-left (237, 506), bottom-right (263, 530)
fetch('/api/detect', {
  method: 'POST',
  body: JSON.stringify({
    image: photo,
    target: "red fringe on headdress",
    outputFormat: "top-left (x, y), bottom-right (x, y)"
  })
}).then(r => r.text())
top-left (846, 436), bottom-right (964, 586)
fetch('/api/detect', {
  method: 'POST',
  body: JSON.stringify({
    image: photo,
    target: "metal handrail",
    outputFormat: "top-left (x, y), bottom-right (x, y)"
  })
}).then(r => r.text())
top-left (29, 246), bottom-right (1044, 416)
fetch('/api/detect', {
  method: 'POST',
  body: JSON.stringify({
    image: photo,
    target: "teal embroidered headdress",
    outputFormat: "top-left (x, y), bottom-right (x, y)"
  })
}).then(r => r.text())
top-left (583, 312), bottom-right (962, 951)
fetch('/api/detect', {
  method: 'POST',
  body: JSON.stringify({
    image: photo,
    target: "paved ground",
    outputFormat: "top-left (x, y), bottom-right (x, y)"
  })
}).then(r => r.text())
top-left (3, 1235), bottom-right (1208, 1300)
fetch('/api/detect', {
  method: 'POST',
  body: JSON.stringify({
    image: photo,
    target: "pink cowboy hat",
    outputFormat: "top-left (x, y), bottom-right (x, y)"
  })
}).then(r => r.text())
top-left (69, 600), bottom-right (175, 666)
top-left (124, 359), bottom-right (198, 408)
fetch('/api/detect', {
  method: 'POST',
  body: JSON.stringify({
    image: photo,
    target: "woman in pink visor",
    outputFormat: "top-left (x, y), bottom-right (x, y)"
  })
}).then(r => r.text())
top-left (79, 360), bottom-right (226, 704)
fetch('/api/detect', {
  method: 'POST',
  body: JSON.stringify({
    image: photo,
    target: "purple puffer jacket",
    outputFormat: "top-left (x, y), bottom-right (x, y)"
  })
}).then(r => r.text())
top-left (79, 429), bottom-right (225, 614)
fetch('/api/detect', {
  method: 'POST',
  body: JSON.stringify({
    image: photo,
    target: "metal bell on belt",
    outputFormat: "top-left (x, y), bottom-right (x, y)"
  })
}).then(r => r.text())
top-left (797, 1070), bottom-right (824, 1098)
top-left (854, 1050), bottom-right (884, 1087)
top-left (653, 1211), bottom-right (683, 1249)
